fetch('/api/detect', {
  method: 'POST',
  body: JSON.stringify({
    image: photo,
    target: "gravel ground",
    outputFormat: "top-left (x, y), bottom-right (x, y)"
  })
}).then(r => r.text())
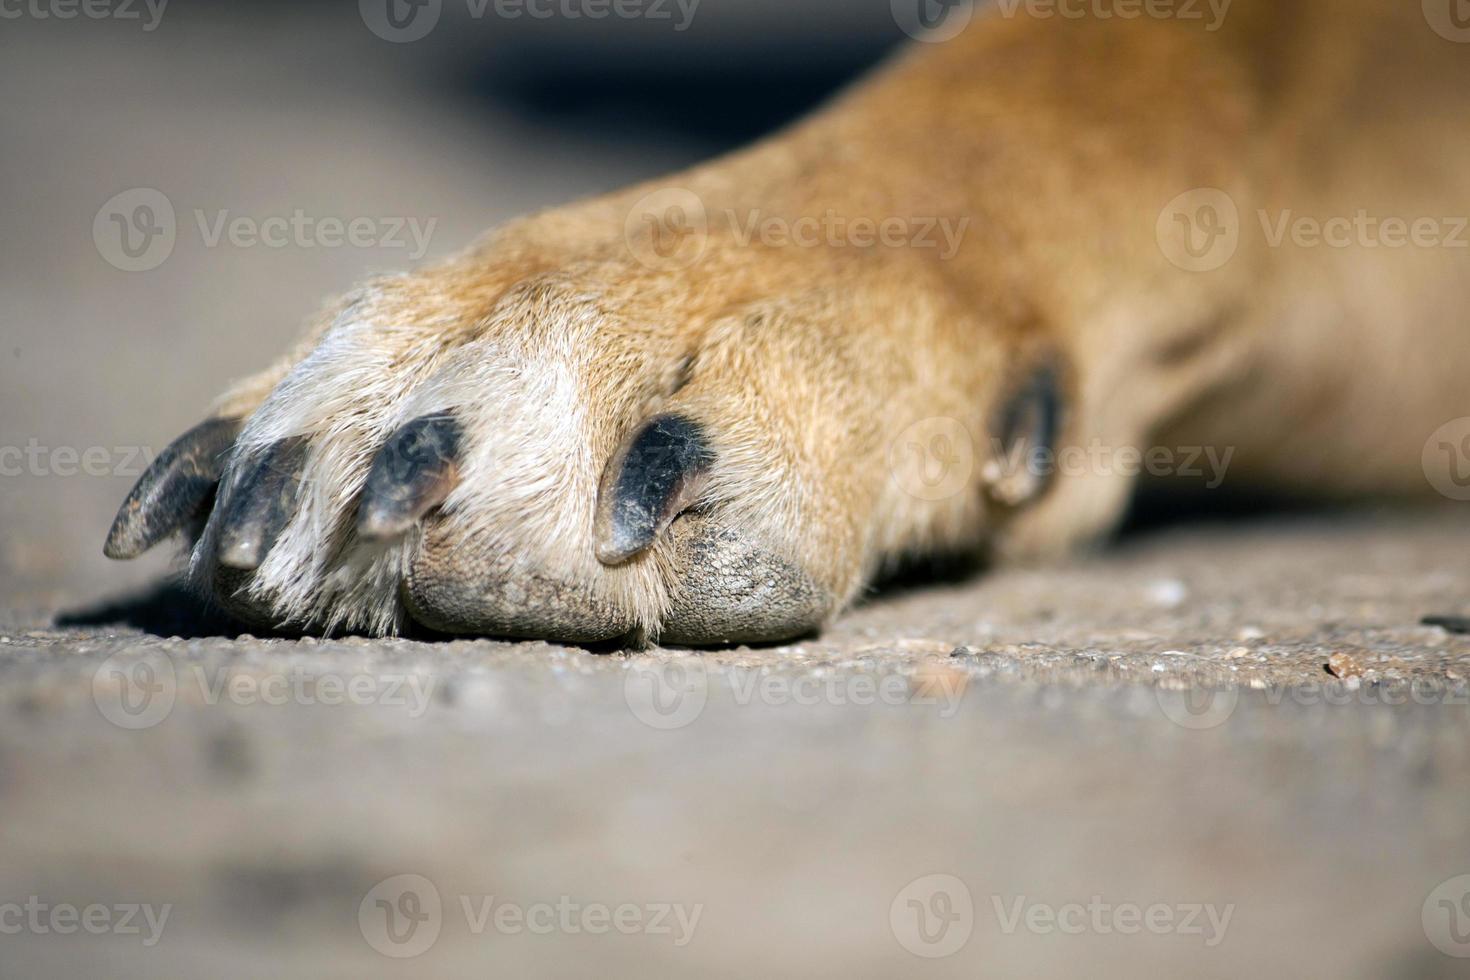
top-left (3, 513), bottom-right (1469, 978)
top-left (3, 10), bottom-right (1470, 979)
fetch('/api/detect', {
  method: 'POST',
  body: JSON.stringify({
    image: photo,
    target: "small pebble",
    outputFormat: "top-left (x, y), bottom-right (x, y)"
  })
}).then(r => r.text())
top-left (1326, 652), bottom-right (1364, 679)
top-left (1146, 579), bottom-right (1189, 609)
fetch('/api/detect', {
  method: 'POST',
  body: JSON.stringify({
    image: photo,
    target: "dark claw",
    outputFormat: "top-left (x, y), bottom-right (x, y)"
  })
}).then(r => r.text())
top-left (987, 364), bottom-right (1064, 507)
top-left (104, 417), bottom-right (242, 560)
top-left (594, 414), bottom-right (712, 565)
top-left (215, 437), bottom-right (309, 570)
top-left (356, 413), bottom-right (462, 541)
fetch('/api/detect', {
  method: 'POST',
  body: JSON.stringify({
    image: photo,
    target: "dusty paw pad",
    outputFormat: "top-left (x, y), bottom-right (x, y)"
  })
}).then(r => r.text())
top-left (660, 516), bottom-right (830, 646)
top-left (404, 527), bottom-right (636, 642)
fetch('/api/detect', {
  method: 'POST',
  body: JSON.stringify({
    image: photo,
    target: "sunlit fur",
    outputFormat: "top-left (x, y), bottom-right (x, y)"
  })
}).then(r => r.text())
top-left (192, 0), bottom-right (1470, 637)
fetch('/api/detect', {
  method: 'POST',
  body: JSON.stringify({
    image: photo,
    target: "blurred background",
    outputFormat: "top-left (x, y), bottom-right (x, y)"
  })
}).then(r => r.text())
top-left (0, 0), bottom-right (909, 620)
top-left (4, 6), bottom-right (1470, 980)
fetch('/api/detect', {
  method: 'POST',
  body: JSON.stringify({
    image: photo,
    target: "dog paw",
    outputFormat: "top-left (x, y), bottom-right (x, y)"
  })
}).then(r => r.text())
top-left (106, 192), bottom-right (1072, 644)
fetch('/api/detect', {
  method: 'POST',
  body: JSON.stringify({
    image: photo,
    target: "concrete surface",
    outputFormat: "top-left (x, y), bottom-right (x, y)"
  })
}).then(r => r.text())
top-left (4, 515), bottom-right (1470, 979)
top-left (3, 8), bottom-right (1470, 979)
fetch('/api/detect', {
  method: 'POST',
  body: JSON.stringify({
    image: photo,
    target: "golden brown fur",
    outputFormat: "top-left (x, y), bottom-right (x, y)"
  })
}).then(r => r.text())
top-left (113, 0), bottom-right (1470, 642)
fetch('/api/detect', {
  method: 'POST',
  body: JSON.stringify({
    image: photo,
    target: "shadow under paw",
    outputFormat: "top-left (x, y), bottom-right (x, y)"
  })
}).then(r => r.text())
top-left (55, 580), bottom-right (254, 640)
